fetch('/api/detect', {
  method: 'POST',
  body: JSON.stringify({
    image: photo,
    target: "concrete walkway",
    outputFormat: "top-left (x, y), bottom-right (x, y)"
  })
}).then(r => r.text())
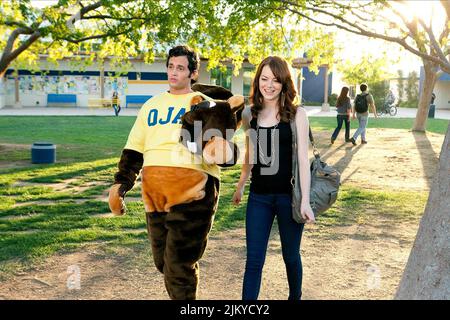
top-left (1, 105), bottom-right (450, 120)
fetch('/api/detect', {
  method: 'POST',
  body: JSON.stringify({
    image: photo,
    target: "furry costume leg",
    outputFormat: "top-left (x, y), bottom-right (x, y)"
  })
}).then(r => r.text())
top-left (145, 175), bottom-right (219, 300)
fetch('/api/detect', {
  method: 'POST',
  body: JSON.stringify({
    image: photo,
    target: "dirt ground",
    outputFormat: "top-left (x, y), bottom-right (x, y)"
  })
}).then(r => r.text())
top-left (0, 128), bottom-right (446, 300)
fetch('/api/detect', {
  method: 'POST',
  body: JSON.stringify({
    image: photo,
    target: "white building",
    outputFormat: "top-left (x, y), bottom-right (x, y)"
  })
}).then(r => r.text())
top-left (0, 55), bottom-right (333, 109)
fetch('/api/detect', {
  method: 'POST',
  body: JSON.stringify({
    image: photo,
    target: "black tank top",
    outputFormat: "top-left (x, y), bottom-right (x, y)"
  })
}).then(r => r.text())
top-left (249, 117), bottom-right (293, 194)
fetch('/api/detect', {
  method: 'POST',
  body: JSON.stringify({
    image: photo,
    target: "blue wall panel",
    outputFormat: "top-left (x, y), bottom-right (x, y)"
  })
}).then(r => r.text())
top-left (301, 66), bottom-right (333, 103)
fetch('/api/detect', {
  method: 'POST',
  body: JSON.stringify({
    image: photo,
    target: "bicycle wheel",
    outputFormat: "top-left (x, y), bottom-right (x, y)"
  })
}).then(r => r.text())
top-left (389, 106), bottom-right (397, 116)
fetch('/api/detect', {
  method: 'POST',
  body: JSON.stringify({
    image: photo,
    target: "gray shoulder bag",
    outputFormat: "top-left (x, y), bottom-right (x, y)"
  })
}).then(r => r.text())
top-left (290, 120), bottom-right (341, 223)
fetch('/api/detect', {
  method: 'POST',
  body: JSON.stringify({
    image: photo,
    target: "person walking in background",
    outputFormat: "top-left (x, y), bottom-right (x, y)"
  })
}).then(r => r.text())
top-left (112, 91), bottom-right (121, 116)
top-left (350, 83), bottom-right (377, 145)
top-left (386, 89), bottom-right (396, 106)
top-left (232, 56), bottom-right (315, 300)
top-left (331, 86), bottom-right (352, 144)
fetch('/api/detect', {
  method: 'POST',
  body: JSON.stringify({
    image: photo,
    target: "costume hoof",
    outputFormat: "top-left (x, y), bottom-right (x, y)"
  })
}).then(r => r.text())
top-left (109, 184), bottom-right (126, 216)
top-left (203, 136), bottom-right (233, 164)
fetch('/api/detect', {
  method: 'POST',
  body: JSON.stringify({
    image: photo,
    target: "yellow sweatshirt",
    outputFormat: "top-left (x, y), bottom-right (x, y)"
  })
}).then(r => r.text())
top-left (124, 91), bottom-right (220, 179)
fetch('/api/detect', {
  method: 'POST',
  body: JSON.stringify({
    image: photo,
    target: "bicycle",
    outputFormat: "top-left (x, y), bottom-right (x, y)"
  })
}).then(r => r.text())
top-left (378, 100), bottom-right (398, 117)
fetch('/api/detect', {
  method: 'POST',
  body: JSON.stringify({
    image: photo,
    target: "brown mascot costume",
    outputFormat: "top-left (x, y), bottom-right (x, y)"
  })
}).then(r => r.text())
top-left (109, 83), bottom-right (244, 299)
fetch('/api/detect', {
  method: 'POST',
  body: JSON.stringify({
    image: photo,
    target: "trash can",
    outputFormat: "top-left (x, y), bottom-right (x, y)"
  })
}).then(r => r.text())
top-left (31, 142), bottom-right (56, 164)
top-left (428, 104), bottom-right (435, 118)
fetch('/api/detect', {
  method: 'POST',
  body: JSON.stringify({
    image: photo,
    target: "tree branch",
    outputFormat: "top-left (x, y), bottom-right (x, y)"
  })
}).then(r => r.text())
top-left (418, 18), bottom-right (449, 64)
top-left (3, 20), bottom-right (34, 33)
top-left (0, 30), bottom-right (41, 72)
top-left (381, 2), bottom-right (418, 40)
top-left (441, 0), bottom-right (450, 19)
top-left (82, 14), bottom-right (148, 21)
top-left (438, 17), bottom-right (449, 46)
top-left (59, 29), bottom-right (132, 44)
top-left (280, 0), bottom-right (450, 73)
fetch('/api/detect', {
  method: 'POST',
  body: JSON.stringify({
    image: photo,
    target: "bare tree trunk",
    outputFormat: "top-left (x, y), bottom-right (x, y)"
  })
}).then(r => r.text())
top-left (413, 60), bottom-right (439, 132)
top-left (395, 124), bottom-right (450, 299)
top-left (0, 58), bottom-right (12, 78)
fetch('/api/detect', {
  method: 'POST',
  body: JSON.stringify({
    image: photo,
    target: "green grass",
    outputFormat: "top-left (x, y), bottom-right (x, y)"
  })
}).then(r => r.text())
top-left (0, 162), bottom-right (428, 269)
top-left (0, 115), bottom-right (441, 276)
top-left (0, 116), bottom-right (134, 163)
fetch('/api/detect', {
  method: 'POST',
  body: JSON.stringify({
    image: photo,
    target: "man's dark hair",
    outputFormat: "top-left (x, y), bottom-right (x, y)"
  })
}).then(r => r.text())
top-left (166, 45), bottom-right (200, 76)
top-left (360, 83), bottom-right (368, 92)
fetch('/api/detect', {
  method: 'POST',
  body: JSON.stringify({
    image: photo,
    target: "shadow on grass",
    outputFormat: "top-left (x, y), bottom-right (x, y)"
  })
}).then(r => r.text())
top-left (412, 131), bottom-right (441, 189)
top-left (0, 201), bottom-right (147, 263)
top-left (0, 159), bottom-right (118, 188)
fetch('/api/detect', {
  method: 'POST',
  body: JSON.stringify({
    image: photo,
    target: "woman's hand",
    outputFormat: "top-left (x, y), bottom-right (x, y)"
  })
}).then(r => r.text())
top-left (232, 185), bottom-right (245, 205)
top-left (301, 202), bottom-right (315, 223)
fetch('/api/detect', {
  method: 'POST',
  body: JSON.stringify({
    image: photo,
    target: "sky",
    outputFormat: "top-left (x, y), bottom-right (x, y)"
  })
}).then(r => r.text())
top-left (334, 31), bottom-right (422, 75)
top-left (30, 0), bottom-right (57, 8)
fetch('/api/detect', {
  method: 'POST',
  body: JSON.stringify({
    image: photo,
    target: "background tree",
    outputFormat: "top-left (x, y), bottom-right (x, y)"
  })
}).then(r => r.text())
top-left (405, 71), bottom-right (419, 108)
top-left (395, 124), bottom-right (450, 300)
top-left (277, 0), bottom-right (450, 132)
top-left (397, 69), bottom-right (405, 105)
top-left (338, 54), bottom-right (394, 108)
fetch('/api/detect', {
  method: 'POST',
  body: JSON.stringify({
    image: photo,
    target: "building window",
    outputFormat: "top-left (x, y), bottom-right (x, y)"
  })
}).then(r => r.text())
top-left (243, 67), bottom-right (255, 97)
top-left (210, 66), bottom-right (232, 90)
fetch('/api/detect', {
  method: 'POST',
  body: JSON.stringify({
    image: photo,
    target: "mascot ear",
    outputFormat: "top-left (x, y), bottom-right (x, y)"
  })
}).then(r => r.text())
top-left (227, 95), bottom-right (245, 129)
top-left (227, 95), bottom-right (244, 112)
top-left (184, 95), bottom-right (213, 125)
top-left (190, 95), bottom-right (204, 106)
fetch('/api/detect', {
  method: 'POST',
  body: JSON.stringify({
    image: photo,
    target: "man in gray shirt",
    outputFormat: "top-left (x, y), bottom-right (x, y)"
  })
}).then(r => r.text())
top-left (350, 83), bottom-right (378, 145)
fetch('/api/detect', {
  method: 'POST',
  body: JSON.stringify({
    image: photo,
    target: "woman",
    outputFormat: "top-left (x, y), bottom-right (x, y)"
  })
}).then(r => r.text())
top-left (112, 91), bottom-right (121, 116)
top-left (232, 56), bottom-right (315, 300)
top-left (330, 86), bottom-right (351, 144)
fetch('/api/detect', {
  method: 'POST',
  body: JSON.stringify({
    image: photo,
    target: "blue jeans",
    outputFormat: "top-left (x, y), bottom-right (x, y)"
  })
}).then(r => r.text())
top-left (113, 104), bottom-right (121, 116)
top-left (331, 114), bottom-right (350, 141)
top-left (353, 113), bottom-right (369, 141)
top-left (242, 192), bottom-right (305, 300)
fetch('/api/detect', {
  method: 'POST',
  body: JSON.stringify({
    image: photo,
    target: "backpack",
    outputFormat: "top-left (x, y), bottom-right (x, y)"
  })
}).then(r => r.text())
top-left (354, 93), bottom-right (368, 113)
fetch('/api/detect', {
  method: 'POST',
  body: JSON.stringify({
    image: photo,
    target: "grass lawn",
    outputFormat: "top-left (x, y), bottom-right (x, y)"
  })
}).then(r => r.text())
top-left (0, 116), bottom-right (446, 276)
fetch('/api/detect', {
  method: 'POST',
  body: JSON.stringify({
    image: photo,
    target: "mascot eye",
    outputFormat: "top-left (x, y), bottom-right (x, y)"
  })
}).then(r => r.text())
top-left (191, 101), bottom-right (216, 112)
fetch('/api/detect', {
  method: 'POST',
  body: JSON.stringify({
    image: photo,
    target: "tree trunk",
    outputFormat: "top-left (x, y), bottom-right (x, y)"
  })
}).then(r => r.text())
top-left (0, 60), bottom-right (10, 79)
top-left (395, 124), bottom-right (450, 299)
top-left (413, 60), bottom-right (439, 132)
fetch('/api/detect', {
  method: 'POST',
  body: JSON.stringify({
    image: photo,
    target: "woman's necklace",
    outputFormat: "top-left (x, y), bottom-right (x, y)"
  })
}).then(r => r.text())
top-left (256, 121), bottom-right (279, 166)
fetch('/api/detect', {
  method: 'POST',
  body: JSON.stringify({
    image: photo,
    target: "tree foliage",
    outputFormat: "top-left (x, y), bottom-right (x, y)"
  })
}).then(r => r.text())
top-left (0, 0), bottom-right (335, 77)
top-left (338, 54), bottom-right (394, 86)
top-left (338, 54), bottom-right (395, 107)
top-left (397, 69), bottom-right (405, 104)
top-left (405, 71), bottom-right (419, 107)
top-left (277, 0), bottom-right (450, 74)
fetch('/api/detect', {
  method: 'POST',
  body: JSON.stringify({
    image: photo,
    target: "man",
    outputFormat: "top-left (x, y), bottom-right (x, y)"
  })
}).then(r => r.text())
top-left (350, 83), bottom-right (378, 145)
top-left (386, 89), bottom-right (395, 106)
top-left (111, 45), bottom-right (222, 299)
